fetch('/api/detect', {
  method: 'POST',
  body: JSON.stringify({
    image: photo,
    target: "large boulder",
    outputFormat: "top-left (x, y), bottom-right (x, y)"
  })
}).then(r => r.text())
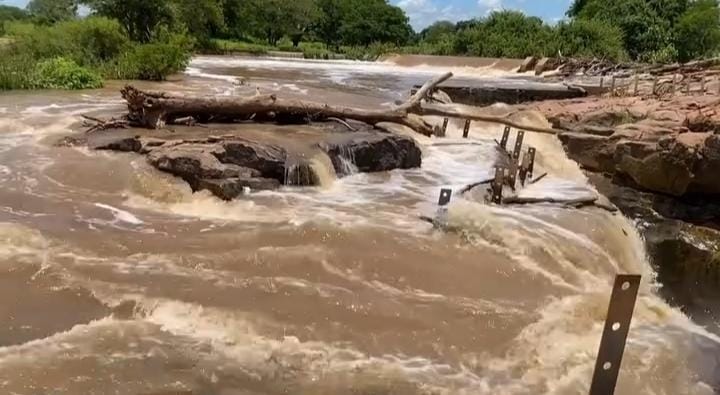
top-left (320, 134), bottom-right (422, 177)
top-left (215, 140), bottom-right (288, 181)
top-left (147, 144), bottom-right (260, 181)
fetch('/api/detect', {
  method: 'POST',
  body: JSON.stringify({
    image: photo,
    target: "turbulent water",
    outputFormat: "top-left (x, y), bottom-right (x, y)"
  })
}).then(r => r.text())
top-left (0, 55), bottom-right (718, 395)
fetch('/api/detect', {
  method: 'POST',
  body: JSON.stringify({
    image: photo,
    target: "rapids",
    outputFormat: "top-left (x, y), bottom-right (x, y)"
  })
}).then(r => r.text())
top-left (0, 55), bottom-right (718, 395)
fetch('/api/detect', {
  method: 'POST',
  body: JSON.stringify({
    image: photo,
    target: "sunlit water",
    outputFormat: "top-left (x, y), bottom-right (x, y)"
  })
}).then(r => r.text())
top-left (0, 55), bottom-right (718, 395)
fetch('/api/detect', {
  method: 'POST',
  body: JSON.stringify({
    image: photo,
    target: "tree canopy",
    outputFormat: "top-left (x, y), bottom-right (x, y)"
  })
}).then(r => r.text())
top-left (27, 0), bottom-right (77, 24)
top-left (9, 0), bottom-right (719, 63)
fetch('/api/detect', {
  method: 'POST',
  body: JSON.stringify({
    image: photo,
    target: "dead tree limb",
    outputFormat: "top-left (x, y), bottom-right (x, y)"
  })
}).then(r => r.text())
top-left (419, 103), bottom-right (561, 135)
top-left (119, 71), bottom-right (564, 137)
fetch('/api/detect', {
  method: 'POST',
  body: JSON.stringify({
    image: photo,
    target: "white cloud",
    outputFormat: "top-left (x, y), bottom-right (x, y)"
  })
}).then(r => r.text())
top-left (396, 0), bottom-right (466, 30)
top-left (478, 0), bottom-right (503, 8)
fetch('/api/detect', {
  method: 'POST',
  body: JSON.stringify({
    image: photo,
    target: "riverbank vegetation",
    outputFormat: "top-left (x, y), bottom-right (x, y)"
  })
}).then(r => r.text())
top-left (1, 0), bottom-right (719, 90)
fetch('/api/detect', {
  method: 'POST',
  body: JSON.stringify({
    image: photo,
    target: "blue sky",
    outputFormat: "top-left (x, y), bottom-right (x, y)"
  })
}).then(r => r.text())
top-left (2, 0), bottom-right (573, 30)
top-left (393, 0), bottom-right (573, 29)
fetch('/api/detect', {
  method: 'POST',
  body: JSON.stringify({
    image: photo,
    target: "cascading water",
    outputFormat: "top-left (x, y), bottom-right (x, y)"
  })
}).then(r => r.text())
top-left (0, 56), bottom-right (717, 395)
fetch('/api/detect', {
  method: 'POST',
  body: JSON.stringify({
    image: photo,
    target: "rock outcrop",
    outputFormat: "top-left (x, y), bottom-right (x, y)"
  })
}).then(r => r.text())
top-left (530, 94), bottom-right (720, 197)
top-left (76, 122), bottom-right (423, 200)
top-left (319, 134), bottom-right (422, 177)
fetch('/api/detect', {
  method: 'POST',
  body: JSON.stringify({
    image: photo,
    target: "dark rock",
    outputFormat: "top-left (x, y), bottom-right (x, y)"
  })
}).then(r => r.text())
top-left (148, 145), bottom-right (260, 181)
top-left (587, 173), bottom-right (720, 333)
top-left (320, 134), bottom-right (422, 177)
top-left (138, 137), bottom-right (167, 154)
top-left (196, 177), bottom-right (281, 200)
top-left (55, 135), bottom-right (88, 147)
top-left (558, 132), bottom-right (615, 172)
top-left (96, 136), bottom-right (142, 152)
top-left (647, 221), bottom-right (720, 330)
top-left (284, 161), bottom-right (323, 186)
top-left (216, 140), bottom-right (288, 181)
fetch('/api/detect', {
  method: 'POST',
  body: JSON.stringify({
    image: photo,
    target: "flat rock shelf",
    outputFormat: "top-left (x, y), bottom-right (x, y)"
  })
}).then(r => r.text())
top-left (59, 122), bottom-right (422, 200)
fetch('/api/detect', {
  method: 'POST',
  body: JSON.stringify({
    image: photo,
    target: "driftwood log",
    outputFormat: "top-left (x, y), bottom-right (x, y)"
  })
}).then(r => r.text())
top-left (117, 72), bottom-right (563, 137)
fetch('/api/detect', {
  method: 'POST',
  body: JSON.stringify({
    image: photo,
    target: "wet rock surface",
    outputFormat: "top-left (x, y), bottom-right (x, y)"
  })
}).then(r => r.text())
top-left (70, 122), bottom-right (423, 200)
top-left (588, 174), bottom-right (720, 332)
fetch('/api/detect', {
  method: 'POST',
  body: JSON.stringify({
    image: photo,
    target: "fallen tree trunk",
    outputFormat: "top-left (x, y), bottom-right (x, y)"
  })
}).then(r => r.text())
top-left (119, 71), bottom-right (564, 137)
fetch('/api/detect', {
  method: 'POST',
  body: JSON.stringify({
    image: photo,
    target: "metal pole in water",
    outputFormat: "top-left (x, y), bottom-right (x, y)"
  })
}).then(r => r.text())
top-left (512, 131), bottom-right (525, 163)
top-left (438, 188), bottom-right (452, 206)
top-left (589, 274), bottom-right (641, 395)
top-left (463, 119), bottom-right (471, 138)
top-left (441, 118), bottom-right (449, 137)
top-left (500, 126), bottom-right (511, 150)
top-left (519, 147), bottom-right (536, 186)
top-left (491, 167), bottom-right (504, 204)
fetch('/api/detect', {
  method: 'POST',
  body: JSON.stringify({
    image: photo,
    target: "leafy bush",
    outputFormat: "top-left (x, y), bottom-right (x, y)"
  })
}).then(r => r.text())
top-left (34, 57), bottom-right (103, 89)
top-left (0, 54), bottom-right (39, 90)
top-left (110, 33), bottom-right (192, 81)
top-left (4, 17), bottom-right (129, 66)
top-left (674, 0), bottom-right (720, 62)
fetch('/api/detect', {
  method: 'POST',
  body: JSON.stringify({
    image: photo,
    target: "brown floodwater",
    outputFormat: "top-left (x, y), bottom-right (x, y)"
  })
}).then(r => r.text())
top-left (0, 55), bottom-right (718, 395)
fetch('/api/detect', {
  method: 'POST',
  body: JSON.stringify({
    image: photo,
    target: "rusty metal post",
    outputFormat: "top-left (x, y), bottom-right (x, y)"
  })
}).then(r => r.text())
top-left (512, 130), bottom-right (525, 163)
top-left (701, 78), bottom-right (706, 95)
top-left (633, 75), bottom-right (639, 96)
top-left (463, 119), bottom-right (471, 138)
top-left (491, 167), bottom-right (504, 204)
top-left (441, 118), bottom-right (449, 136)
top-left (589, 274), bottom-right (641, 395)
top-left (500, 126), bottom-right (511, 150)
top-left (519, 147), bottom-right (536, 186)
top-left (610, 77), bottom-right (616, 96)
top-left (599, 77), bottom-right (604, 90)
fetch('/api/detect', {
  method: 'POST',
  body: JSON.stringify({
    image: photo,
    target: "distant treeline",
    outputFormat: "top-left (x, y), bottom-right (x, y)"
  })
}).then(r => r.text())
top-left (0, 0), bottom-right (719, 90)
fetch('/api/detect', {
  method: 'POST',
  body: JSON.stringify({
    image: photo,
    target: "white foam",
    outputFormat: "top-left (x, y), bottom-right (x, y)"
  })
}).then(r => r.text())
top-left (94, 203), bottom-right (144, 225)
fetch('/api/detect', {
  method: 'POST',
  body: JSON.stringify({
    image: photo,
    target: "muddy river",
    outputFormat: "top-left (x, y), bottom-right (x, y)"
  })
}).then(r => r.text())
top-left (0, 56), bottom-right (718, 394)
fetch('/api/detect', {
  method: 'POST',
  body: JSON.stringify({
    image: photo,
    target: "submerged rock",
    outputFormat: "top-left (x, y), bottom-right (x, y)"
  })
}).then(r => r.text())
top-left (196, 177), bottom-right (281, 200)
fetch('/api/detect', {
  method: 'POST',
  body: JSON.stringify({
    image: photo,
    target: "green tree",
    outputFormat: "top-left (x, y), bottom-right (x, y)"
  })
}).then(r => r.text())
top-left (674, 0), bottom-right (720, 61)
top-left (465, 11), bottom-right (557, 58)
top-left (172, 0), bottom-right (224, 45)
top-left (556, 19), bottom-right (627, 60)
top-left (339, 0), bottom-right (412, 46)
top-left (568, 0), bottom-right (693, 60)
top-left (315, 0), bottom-right (344, 49)
top-left (420, 20), bottom-right (456, 43)
top-left (27, 0), bottom-right (77, 24)
top-left (83, 0), bottom-right (174, 42)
